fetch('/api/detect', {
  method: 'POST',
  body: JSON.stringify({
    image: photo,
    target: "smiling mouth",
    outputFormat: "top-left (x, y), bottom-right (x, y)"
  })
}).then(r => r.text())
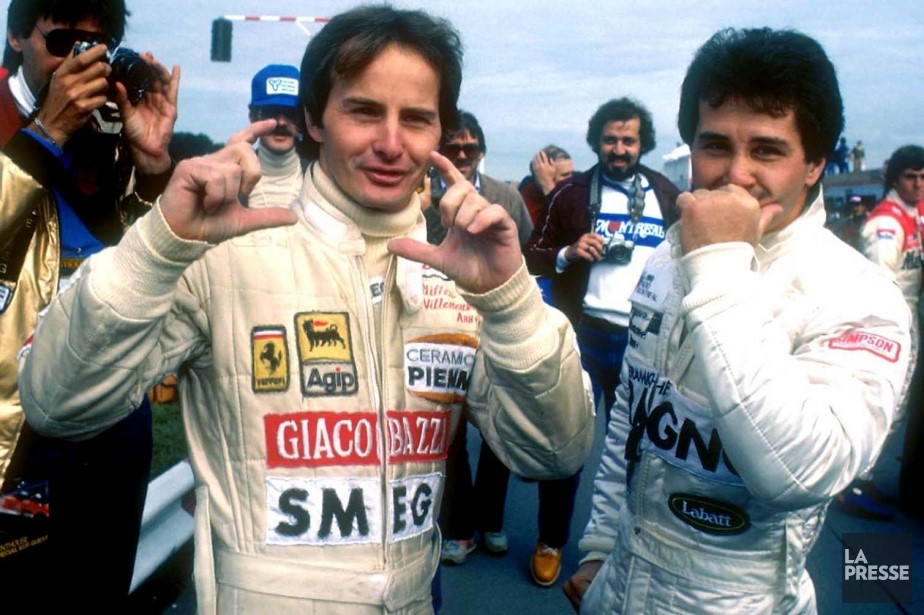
top-left (364, 168), bottom-right (407, 187)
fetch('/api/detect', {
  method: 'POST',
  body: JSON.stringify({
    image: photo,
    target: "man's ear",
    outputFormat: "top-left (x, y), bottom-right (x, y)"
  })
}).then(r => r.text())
top-left (7, 29), bottom-right (24, 53)
top-left (806, 157), bottom-right (825, 187)
top-left (305, 108), bottom-right (323, 144)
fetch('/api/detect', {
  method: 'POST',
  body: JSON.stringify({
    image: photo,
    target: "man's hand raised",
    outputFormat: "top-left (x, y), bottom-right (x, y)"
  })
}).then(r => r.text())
top-left (388, 151), bottom-right (522, 294)
top-left (158, 120), bottom-right (297, 244)
top-left (677, 184), bottom-right (782, 254)
top-left (116, 52), bottom-right (180, 176)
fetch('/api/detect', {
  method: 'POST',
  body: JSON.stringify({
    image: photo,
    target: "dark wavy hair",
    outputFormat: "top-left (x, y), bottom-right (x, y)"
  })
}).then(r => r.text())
top-left (884, 145), bottom-right (924, 192)
top-left (4, 0), bottom-right (128, 70)
top-left (586, 97), bottom-right (656, 155)
top-left (299, 5), bottom-right (463, 159)
top-left (442, 110), bottom-right (485, 153)
top-left (678, 27), bottom-right (843, 164)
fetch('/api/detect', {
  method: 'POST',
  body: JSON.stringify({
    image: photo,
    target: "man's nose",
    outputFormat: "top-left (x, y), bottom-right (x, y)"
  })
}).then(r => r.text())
top-left (726, 153), bottom-right (756, 187)
top-left (373, 119), bottom-right (402, 159)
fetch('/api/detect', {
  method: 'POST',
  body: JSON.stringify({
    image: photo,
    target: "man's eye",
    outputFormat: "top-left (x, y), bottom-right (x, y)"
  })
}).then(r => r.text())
top-left (754, 146), bottom-right (782, 158)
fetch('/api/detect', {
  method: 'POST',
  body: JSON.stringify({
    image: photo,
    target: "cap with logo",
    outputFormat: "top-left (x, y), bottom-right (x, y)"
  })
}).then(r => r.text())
top-left (250, 64), bottom-right (300, 109)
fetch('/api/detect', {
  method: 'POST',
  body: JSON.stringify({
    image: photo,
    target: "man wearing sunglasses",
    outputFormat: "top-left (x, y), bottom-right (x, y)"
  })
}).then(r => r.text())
top-left (246, 64), bottom-right (305, 210)
top-left (426, 110), bottom-right (533, 246)
top-left (0, 0), bottom-right (178, 608)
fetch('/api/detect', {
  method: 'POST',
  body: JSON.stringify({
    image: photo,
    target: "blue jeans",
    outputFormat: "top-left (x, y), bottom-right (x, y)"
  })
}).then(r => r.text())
top-left (577, 318), bottom-right (629, 425)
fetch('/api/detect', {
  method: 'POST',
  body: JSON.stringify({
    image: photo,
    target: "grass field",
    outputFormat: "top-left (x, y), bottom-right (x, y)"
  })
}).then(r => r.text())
top-left (151, 402), bottom-right (187, 477)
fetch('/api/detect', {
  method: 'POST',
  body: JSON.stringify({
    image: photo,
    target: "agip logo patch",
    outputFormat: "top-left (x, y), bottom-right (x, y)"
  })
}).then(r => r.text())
top-left (405, 334), bottom-right (478, 404)
top-left (252, 327), bottom-right (290, 393)
top-left (294, 312), bottom-right (358, 396)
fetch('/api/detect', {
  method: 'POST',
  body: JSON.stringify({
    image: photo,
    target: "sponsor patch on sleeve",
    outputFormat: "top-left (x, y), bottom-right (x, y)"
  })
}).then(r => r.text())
top-left (875, 229), bottom-right (897, 240)
top-left (828, 331), bottom-right (901, 362)
top-left (252, 326), bottom-right (290, 393)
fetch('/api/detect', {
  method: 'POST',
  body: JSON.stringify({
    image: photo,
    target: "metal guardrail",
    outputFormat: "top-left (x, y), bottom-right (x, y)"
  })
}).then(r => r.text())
top-left (130, 460), bottom-right (195, 592)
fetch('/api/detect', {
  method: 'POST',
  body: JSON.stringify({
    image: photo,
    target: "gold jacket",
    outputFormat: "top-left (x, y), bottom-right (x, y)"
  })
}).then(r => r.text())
top-left (0, 147), bottom-right (154, 482)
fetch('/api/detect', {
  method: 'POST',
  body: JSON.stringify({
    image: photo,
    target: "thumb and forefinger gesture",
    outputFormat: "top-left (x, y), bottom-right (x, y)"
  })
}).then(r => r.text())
top-left (388, 151), bottom-right (522, 294)
top-left (158, 120), bottom-right (297, 244)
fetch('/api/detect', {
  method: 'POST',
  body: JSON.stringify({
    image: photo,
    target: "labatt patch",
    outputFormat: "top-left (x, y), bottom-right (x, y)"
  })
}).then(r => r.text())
top-left (294, 312), bottom-right (358, 396)
top-left (252, 326), bottom-right (290, 393)
top-left (404, 334), bottom-right (477, 404)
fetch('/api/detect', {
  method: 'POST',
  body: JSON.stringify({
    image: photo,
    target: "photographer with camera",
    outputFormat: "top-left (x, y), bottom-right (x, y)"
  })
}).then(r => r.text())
top-left (0, 0), bottom-right (178, 607)
top-left (525, 98), bottom-right (679, 427)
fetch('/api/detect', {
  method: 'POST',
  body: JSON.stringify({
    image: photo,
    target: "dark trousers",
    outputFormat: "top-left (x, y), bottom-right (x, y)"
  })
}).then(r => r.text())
top-left (576, 317), bottom-right (629, 424)
top-left (439, 419), bottom-right (581, 548)
top-left (1, 401), bottom-right (153, 610)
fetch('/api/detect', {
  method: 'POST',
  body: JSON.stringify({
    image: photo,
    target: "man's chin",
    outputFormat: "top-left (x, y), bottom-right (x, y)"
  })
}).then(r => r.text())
top-left (603, 165), bottom-right (636, 182)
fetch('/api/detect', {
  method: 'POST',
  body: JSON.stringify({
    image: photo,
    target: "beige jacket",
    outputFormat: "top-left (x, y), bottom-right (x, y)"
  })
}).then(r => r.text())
top-left (20, 165), bottom-right (594, 613)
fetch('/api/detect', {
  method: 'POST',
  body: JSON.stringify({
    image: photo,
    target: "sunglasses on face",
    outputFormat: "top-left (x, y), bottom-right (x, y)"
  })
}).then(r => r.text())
top-left (442, 143), bottom-right (482, 158)
top-left (253, 106), bottom-right (300, 124)
top-left (35, 24), bottom-right (114, 58)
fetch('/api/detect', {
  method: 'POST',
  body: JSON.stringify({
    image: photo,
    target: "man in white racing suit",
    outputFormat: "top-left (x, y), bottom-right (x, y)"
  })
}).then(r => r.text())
top-left (563, 27), bottom-right (911, 614)
top-left (16, 6), bottom-right (594, 613)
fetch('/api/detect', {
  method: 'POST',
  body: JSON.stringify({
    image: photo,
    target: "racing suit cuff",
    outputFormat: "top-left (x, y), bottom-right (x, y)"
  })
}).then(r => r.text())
top-left (91, 198), bottom-right (211, 319)
top-left (680, 242), bottom-right (755, 313)
top-left (458, 262), bottom-right (551, 368)
top-left (579, 551), bottom-right (609, 566)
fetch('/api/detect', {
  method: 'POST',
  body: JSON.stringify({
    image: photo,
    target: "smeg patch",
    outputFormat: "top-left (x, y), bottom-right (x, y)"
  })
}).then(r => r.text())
top-left (294, 312), bottom-right (358, 396)
top-left (668, 493), bottom-right (750, 535)
top-left (404, 333), bottom-right (478, 404)
top-left (252, 326), bottom-right (290, 393)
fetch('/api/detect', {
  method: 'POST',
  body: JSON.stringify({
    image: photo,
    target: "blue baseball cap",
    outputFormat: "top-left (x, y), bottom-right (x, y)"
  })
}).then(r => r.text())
top-left (250, 64), bottom-right (300, 109)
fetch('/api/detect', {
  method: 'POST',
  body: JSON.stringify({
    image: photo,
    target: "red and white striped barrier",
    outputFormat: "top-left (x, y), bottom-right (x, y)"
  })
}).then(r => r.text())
top-left (221, 15), bottom-right (330, 23)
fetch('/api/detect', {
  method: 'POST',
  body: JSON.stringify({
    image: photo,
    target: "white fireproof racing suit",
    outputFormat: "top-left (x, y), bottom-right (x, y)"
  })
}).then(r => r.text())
top-left (18, 166), bottom-right (594, 614)
top-left (578, 191), bottom-right (911, 614)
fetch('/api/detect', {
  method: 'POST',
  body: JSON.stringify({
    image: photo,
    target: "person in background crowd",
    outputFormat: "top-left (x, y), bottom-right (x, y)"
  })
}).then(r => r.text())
top-left (424, 110), bottom-right (533, 246)
top-left (17, 5), bottom-right (594, 612)
top-left (429, 109), bottom-right (537, 571)
top-left (525, 97), bottom-right (679, 427)
top-left (852, 139), bottom-right (866, 172)
top-left (519, 144), bottom-right (574, 228)
top-left (245, 63), bottom-right (304, 209)
top-left (841, 144), bottom-right (924, 521)
top-left (563, 27), bottom-right (910, 613)
top-left (0, 0), bottom-right (178, 608)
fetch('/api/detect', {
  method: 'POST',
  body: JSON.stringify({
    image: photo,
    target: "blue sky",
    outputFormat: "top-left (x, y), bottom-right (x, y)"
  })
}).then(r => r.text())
top-left (7, 1), bottom-right (922, 183)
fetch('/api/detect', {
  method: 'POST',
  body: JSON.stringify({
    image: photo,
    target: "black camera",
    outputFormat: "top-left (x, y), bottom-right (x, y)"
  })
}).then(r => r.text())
top-left (602, 234), bottom-right (635, 265)
top-left (73, 41), bottom-right (153, 105)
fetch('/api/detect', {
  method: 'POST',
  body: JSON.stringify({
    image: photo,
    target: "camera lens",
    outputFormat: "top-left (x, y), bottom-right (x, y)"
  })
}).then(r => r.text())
top-left (110, 48), bottom-right (153, 105)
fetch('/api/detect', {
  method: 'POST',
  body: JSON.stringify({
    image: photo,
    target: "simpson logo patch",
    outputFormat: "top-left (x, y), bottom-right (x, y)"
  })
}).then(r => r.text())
top-left (294, 312), bottom-right (358, 396)
top-left (265, 411), bottom-right (380, 469)
top-left (252, 327), bottom-right (290, 393)
top-left (668, 493), bottom-right (750, 535)
top-left (405, 334), bottom-right (478, 403)
top-left (829, 331), bottom-right (901, 363)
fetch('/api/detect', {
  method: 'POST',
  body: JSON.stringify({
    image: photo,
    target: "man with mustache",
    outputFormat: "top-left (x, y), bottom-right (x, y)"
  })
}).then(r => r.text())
top-left (246, 64), bottom-right (305, 209)
top-left (525, 97), bottom-right (680, 427)
top-left (564, 27), bottom-right (911, 613)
